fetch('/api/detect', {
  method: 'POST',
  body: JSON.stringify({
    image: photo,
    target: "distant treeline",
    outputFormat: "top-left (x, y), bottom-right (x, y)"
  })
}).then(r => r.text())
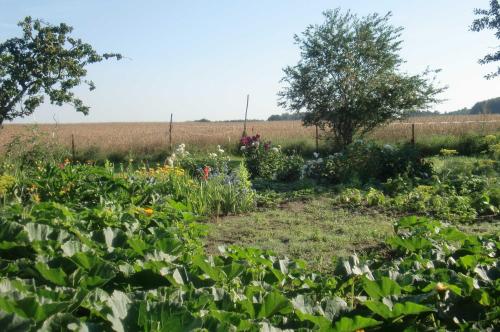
top-left (193, 118), bottom-right (265, 123)
top-left (267, 112), bottom-right (306, 121)
top-left (194, 96), bottom-right (500, 123)
top-left (447, 97), bottom-right (500, 115)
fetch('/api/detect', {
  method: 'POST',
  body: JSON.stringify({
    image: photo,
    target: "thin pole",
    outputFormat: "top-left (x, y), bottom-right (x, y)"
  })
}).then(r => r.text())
top-left (242, 94), bottom-right (249, 137)
top-left (71, 134), bottom-right (75, 160)
top-left (169, 113), bottom-right (173, 152)
top-left (315, 125), bottom-right (319, 152)
top-left (411, 123), bottom-right (415, 145)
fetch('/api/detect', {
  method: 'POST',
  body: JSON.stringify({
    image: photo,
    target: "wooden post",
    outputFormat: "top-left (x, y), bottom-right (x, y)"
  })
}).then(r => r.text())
top-left (411, 123), bottom-right (415, 145)
top-left (315, 125), bottom-right (319, 152)
top-left (169, 113), bottom-right (173, 152)
top-left (71, 134), bottom-right (76, 161)
top-left (242, 94), bottom-right (249, 137)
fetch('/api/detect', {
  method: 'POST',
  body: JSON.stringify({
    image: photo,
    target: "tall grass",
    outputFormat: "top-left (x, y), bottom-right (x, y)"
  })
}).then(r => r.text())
top-left (1, 115), bottom-right (499, 161)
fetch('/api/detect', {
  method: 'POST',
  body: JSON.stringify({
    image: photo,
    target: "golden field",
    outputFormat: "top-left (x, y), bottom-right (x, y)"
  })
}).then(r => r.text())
top-left (1, 114), bottom-right (499, 157)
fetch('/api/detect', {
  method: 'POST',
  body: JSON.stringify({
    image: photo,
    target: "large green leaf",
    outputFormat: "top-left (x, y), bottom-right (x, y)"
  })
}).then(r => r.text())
top-left (34, 262), bottom-right (67, 286)
top-left (257, 291), bottom-right (293, 318)
top-left (362, 276), bottom-right (401, 299)
top-left (332, 315), bottom-right (381, 332)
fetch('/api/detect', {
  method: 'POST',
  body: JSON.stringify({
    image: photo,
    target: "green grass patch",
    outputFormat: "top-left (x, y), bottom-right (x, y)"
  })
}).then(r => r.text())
top-left (204, 195), bottom-right (395, 272)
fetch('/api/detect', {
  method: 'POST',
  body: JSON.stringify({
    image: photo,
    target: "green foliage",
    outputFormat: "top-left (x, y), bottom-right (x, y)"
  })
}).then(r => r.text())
top-left (267, 112), bottom-right (305, 121)
top-left (0, 161), bottom-right (498, 330)
top-left (305, 140), bottom-right (432, 183)
top-left (277, 154), bottom-right (304, 181)
top-left (1, 125), bottom-right (69, 170)
top-left (471, 0), bottom-right (500, 79)
top-left (0, 174), bottom-right (15, 198)
top-left (335, 156), bottom-right (500, 222)
top-left (240, 135), bottom-right (285, 179)
top-left (0, 17), bottom-right (121, 124)
top-left (279, 9), bottom-right (444, 147)
top-left (173, 144), bottom-right (231, 177)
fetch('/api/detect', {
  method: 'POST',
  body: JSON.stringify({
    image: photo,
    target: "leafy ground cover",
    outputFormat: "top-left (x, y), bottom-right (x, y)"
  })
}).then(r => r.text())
top-left (0, 135), bottom-right (499, 331)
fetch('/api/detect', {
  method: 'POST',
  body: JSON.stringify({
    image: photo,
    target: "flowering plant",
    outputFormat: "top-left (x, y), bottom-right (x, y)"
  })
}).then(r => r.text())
top-left (168, 143), bottom-right (230, 179)
top-left (240, 134), bottom-right (284, 179)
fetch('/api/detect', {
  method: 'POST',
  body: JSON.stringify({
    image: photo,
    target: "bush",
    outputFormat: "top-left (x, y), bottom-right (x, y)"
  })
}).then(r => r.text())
top-left (277, 154), bottom-right (304, 181)
top-left (2, 125), bottom-right (69, 170)
top-left (240, 135), bottom-right (285, 179)
top-left (305, 140), bottom-right (432, 183)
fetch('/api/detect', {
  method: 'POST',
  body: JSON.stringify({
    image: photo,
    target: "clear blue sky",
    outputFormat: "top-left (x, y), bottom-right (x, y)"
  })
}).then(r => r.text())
top-left (1, 0), bottom-right (498, 123)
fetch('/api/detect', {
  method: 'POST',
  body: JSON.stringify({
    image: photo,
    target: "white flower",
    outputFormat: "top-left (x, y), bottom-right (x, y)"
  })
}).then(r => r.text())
top-left (171, 153), bottom-right (176, 159)
top-left (313, 152), bottom-right (319, 158)
top-left (217, 145), bottom-right (224, 154)
top-left (383, 144), bottom-right (395, 151)
top-left (240, 145), bottom-right (246, 151)
top-left (271, 147), bottom-right (279, 152)
top-left (209, 153), bottom-right (217, 158)
top-left (167, 158), bottom-right (174, 167)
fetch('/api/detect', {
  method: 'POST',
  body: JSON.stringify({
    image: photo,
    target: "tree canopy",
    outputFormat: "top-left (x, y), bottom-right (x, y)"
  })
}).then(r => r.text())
top-left (471, 0), bottom-right (500, 79)
top-left (278, 9), bottom-right (445, 148)
top-left (0, 17), bottom-right (121, 125)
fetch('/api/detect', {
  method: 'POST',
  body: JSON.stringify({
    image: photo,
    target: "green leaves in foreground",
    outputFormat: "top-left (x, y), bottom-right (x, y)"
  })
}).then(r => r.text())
top-left (0, 165), bottom-right (498, 331)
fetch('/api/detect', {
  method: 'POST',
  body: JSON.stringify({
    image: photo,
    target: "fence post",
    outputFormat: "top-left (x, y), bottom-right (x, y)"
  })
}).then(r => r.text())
top-left (169, 113), bottom-right (173, 152)
top-left (242, 94), bottom-right (249, 137)
top-left (71, 134), bottom-right (76, 161)
top-left (315, 125), bottom-right (319, 152)
top-left (411, 123), bottom-right (415, 145)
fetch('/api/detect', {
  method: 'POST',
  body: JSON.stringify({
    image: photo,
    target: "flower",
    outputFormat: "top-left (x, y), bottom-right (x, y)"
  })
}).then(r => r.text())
top-left (435, 282), bottom-right (448, 293)
top-left (203, 166), bottom-right (210, 180)
top-left (209, 153), bottom-right (217, 158)
top-left (167, 158), bottom-right (174, 167)
top-left (217, 145), bottom-right (225, 153)
top-left (240, 145), bottom-right (246, 151)
top-left (271, 147), bottom-right (279, 153)
top-left (143, 208), bottom-right (154, 216)
top-left (313, 152), bottom-right (320, 158)
top-left (33, 194), bottom-right (41, 203)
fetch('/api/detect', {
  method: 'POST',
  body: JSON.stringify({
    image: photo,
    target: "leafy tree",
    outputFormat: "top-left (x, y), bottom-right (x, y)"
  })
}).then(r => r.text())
top-left (471, 0), bottom-right (500, 79)
top-left (278, 9), bottom-right (444, 148)
top-left (0, 17), bottom-right (121, 125)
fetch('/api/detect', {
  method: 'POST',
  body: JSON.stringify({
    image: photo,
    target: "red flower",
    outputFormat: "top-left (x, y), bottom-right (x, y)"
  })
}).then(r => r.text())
top-left (203, 166), bottom-right (210, 180)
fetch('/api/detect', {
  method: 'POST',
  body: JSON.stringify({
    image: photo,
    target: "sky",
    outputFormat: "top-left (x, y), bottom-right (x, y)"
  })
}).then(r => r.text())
top-left (1, 0), bottom-right (499, 123)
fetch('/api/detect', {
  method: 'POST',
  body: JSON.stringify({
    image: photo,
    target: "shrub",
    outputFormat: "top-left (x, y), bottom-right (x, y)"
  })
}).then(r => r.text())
top-left (305, 140), bottom-right (432, 184)
top-left (0, 174), bottom-right (15, 198)
top-left (240, 135), bottom-right (285, 179)
top-left (277, 154), bottom-right (304, 181)
top-left (439, 148), bottom-right (458, 156)
top-left (2, 126), bottom-right (69, 170)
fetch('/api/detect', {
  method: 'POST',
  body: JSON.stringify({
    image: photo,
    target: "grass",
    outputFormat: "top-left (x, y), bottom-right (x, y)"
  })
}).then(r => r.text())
top-left (204, 194), bottom-right (395, 272)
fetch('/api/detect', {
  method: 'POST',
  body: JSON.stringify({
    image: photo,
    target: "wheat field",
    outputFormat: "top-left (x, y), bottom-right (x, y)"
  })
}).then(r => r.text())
top-left (1, 114), bottom-right (499, 157)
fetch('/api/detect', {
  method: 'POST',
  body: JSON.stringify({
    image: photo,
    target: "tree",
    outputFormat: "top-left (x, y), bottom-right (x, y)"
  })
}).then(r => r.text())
top-left (471, 0), bottom-right (500, 79)
top-left (0, 17), bottom-right (121, 125)
top-left (278, 9), bottom-right (445, 148)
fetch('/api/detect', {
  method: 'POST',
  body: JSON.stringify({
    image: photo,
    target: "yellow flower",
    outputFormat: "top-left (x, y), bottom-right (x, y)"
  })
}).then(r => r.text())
top-left (143, 208), bottom-right (154, 216)
top-left (435, 282), bottom-right (448, 293)
top-left (33, 194), bottom-right (41, 203)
